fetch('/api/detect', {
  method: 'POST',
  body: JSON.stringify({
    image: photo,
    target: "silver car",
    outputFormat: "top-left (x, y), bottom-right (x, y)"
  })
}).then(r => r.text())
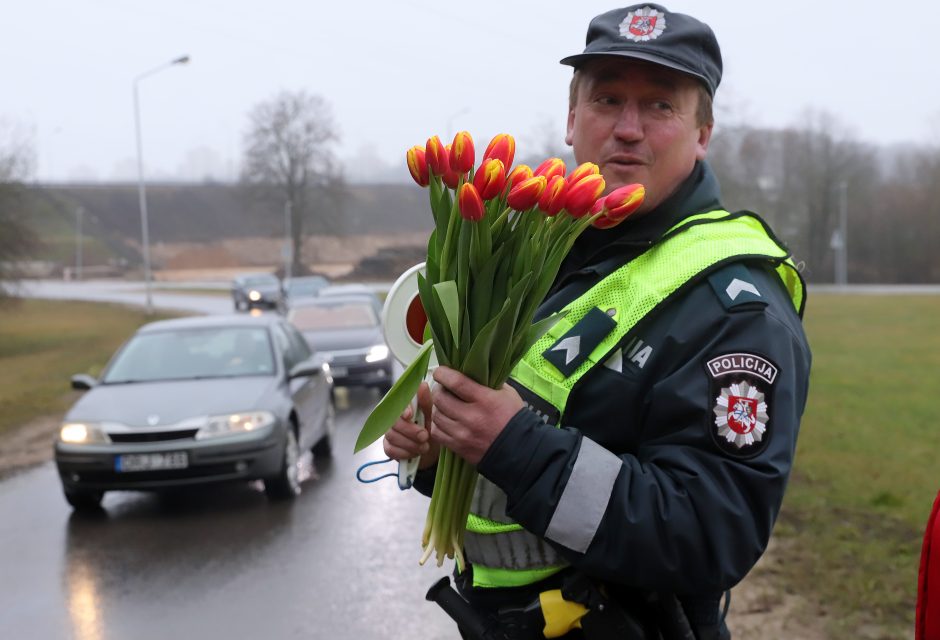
top-left (54, 314), bottom-right (334, 511)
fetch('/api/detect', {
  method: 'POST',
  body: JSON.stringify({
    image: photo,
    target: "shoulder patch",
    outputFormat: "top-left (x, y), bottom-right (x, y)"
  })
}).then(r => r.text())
top-left (704, 351), bottom-right (779, 458)
top-left (708, 263), bottom-right (768, 311)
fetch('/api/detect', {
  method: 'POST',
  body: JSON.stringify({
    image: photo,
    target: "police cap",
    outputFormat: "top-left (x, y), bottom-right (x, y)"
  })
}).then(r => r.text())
top-left (560, 4), bottom-right (723, 96)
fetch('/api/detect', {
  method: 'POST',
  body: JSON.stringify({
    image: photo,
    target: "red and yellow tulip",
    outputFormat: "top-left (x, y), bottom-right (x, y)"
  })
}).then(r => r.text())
top-left (426, 135), bottom-right (449, 176)
top-left (506, 164), bottom-right (533, 191)
top-left (566, 162), bottom-right (600, 186)
top-left (457, 183), bottom-right (485, 221)
top-left (472, 158), bottom-right (506, 200)
top-left (406, 146), bottom-right (429, 188)
top-left (449, 131), bottom-right (475, 174)
top-left (506, 175), bottom-right (547, 211)
top-left (534, 157), bottom-right (566, 182)
top-left (442, 144), bottom-right (464, 189)
top-left (482, 133), bottom-right (515, 170)
top-left (564, 173), bottom-right (606, 218)
top-left (538, 175), bottom-right (568, 217)
top-left (591, 183), bottom-right (646, 228)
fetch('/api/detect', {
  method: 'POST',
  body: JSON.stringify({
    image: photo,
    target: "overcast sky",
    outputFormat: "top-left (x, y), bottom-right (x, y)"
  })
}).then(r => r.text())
top-left (5, 0), bottom-right (940, 183)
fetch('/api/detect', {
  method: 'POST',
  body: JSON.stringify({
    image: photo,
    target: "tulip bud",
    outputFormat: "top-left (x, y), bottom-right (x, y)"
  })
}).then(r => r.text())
top-left (441, 144), bottom-right (463, 189)
top-left (538, 175), bottom-right (568, 217)
top-left (406, 146), bottom-right (429, 187)
top-left (506, 175), bottom-right (547, 211)
top-left (564, 174), bottom-right (606, 218)
top-left (591, 183), bottom-right (646, 229)
top-left (426, 135), bottom-right (449, 177)
top-left (533, 157), bottom-right (567, 182)
top-left (506, 164), bottom-right (533, 191)
top-left (472, 158), bottom-right (506, 201)
top-left (458, 183), bottom-right (485, 221)
top-left (566, 162), bottom-right (600, 186)
top-left (449, 131), bottom-right (475, 174)
top-left (483, 134), bottom-right (515, 170)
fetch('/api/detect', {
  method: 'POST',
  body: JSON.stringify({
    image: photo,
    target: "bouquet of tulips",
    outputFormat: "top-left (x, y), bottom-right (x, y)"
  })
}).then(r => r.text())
top-left (354, 131), bottom-right (644, 570)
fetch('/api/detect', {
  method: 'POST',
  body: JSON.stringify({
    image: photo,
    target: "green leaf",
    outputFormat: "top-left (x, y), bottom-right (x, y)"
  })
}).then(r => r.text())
top-left (433, 280), bottom-right (460, 346)
top-left (511, 311), bottom-right (567, 364)
top-left (489, 273), bottom-right (532, 384)
top-left (419, 273), bottom-right (451, 365)
top-left (461, 301), bottom-right (508, 386)
top-left (469, 243), bottom-right (504, 337)
top-left (354, 342), bottom-right (434, 453)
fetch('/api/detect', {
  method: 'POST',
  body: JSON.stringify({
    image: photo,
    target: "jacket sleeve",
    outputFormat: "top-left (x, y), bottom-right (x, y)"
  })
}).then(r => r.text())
top-left (476, 272), bottom-right (812, 594)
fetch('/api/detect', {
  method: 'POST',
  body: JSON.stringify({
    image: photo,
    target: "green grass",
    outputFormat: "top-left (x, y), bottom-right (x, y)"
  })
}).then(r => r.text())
top-left (0, 299), bottom-right (177, 435)
top-left (775, 294), bottom-right (939, 638)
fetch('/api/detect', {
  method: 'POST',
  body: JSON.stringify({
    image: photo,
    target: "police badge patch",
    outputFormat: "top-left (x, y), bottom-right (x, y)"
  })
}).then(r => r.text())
top-left (705, 353), bottom-right (777, 458)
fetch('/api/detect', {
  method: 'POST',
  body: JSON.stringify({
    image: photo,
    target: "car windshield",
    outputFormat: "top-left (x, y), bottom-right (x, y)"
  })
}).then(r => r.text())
top-left (243, 276), bottom-right (278, 287)
top-left (102, 327), bottom-right (276, 383)
top-left (287, 278), bottom-right (327, 295)
top-left (289, 302), bottom-right (378, 330)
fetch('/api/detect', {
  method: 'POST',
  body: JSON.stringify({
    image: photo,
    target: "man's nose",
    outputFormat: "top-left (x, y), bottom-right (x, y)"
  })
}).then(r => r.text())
top-left (612, 105), bottom-right (644, 142)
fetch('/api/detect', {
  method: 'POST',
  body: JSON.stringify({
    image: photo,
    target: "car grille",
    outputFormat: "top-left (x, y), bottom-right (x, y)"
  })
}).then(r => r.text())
top-left (109, 429), bottom-right (200, 443)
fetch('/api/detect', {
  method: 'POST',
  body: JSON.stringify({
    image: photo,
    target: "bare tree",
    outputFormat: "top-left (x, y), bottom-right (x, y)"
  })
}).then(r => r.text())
top-left (241, 90), bottom-right (343, 275)
top-left (0, 122), bottom-right (37, 300)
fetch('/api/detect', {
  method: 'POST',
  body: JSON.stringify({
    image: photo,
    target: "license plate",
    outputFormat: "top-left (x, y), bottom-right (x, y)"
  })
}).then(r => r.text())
top-left (330, 366), bottom-right (348, 377)
top-left (115, 452), bottom-right (189, 473)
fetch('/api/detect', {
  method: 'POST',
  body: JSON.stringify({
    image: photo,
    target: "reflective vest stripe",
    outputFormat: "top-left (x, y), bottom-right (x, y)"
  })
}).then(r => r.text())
top-left (464, 525), bottom-right (565, 571)
top-left (544, 437), bottom-right (623, 553)
top-left (472, 564), bottom-right (568, 589)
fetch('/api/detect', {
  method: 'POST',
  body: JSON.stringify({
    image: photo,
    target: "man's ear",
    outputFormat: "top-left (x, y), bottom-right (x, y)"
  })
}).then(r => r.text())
top-left (565, 109), bottom-right (575, 146)
top-left (696, 122), bottom-right (714, 160)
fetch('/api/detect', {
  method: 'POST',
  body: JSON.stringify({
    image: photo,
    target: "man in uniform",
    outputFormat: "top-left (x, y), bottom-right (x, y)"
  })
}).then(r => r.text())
top-left (384, 5), bottom-right (811, 639)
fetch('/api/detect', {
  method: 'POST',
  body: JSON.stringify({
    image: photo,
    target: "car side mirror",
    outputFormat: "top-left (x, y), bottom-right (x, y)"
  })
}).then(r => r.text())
top-left (71, 374), bottom-right (98, 390)
top-left (289, 359), bottom-right (323, 380)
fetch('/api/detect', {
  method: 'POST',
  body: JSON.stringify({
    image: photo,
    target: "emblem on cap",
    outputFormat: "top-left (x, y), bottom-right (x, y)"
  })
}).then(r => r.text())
top-left (713, 381), bottom-right (768, 449)
top-left (619, 6), bottom-right (666, 42)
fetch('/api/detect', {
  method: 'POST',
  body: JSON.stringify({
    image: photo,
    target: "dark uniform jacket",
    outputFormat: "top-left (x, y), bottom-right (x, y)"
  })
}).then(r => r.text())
top-left (417, 161), bottom-right (812, 634)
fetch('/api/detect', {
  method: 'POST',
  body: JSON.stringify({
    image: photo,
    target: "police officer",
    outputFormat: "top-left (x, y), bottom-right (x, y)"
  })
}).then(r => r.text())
top-left (384, 5), bottom-right (812, 639)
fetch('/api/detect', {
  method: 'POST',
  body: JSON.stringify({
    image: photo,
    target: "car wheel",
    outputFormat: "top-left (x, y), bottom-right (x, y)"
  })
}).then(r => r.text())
top-left (312, 402), bottom-right (336, 460)
top-left (64, 488), bottom-right (104, 511)
top-left (264, 427), bottom-right (302, 500)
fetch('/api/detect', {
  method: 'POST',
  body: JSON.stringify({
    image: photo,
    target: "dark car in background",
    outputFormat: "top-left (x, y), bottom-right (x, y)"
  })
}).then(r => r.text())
top-left (231, 273), bottom-right (284, 311)
top-left (54, 314), bottom-right (334, 511)
top-left (283, 275), bottom-right (330, 303)
top-left (318, 283), bottom-right (383, 317)
top-left (287, 294), bottom-right (393, 393)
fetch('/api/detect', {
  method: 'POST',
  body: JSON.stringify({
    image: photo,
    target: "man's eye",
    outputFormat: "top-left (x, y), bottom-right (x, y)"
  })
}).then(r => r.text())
top-left (652, 101), bottom-right (674, 112)
top-left (594, 95), bottom-right (620, 106)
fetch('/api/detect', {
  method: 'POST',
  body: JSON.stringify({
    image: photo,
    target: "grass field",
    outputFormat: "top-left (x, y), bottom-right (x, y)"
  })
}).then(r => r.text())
top-left (0, 299), bottom-right (176, 435)
top-left (775, 293), bottom-right (940, 638)
top-left (0, 293), bottom-right (935, 635)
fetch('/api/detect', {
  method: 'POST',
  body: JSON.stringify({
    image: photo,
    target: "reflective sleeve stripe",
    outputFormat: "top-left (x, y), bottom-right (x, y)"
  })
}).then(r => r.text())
top-left (544, 437), bottom-right (621, 554)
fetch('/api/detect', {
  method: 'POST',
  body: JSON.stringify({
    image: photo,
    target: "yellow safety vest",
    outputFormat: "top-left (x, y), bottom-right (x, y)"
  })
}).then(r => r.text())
top-left (465, 210), bottom-right (805, 589)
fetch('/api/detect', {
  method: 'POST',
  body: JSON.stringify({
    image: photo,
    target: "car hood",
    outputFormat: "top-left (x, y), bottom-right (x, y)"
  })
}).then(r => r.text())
top-left (65, 377), bottom-right (281, 427)
top-left (301, 326), bottom-right (383, 353)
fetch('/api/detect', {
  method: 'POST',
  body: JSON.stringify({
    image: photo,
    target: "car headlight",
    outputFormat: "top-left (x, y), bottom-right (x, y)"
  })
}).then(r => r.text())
top-left (365, 344), bottom-right (390, 363)
top-left (248, 290), bottom-right (262, 301)
top-left (59, 422), bottom-right (111, 444)
top-left (195, 411), bottom-right (275, 440)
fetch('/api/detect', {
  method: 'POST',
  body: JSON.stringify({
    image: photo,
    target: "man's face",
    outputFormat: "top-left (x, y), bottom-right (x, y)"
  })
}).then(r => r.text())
top-left (565, 59), bottom-right (713, 214)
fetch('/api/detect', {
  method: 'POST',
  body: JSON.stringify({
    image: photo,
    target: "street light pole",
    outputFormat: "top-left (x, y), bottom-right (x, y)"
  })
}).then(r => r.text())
top-left (284, 200), bottom-right (293, 281)
top-left (133, 54), bottom-right (190, 313)
top-left (75, 206), bottom-right (84, 281)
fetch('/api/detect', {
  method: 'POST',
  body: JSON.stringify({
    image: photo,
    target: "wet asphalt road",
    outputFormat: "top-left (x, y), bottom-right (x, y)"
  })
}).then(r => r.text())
top-left (0, 388), bottom-right (458, 640)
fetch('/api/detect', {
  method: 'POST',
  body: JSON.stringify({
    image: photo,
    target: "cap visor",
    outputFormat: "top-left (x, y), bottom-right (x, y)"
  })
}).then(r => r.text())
top-left (559, 51), bottom-right (712, 94)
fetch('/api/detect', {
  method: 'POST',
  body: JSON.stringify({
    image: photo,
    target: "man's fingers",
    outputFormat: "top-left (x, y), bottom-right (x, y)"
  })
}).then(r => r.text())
top-left (432, 366), bottom-right (482, 402)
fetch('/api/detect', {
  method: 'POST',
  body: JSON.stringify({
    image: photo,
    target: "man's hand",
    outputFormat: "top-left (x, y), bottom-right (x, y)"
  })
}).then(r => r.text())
top-left (382, 381), bottom-right (439, 470)
top-left (430, 367), bottom-right (524, 465)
